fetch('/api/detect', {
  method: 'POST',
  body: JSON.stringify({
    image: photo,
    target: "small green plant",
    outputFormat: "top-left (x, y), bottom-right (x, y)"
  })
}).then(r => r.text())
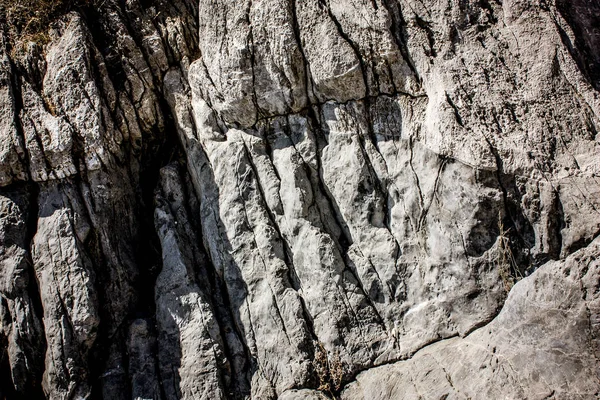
top-left (496, 214), bottom-right (522, 292)
top-left (314, 342), bottom-right (345, 397)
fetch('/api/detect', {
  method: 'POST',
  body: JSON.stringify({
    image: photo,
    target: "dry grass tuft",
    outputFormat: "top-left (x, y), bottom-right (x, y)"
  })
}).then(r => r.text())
top-left (496, 214), bottom-right (523, 292)
top-left (314, 342), bottom-right (345, 397)
top-left (0, 0), bottom-right (93, 57)
top-left (0, 0), bottom-right (93, 37)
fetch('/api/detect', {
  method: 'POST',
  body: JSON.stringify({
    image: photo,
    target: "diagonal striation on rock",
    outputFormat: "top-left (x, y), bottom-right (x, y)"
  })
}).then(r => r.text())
top-left (0, 0), bottom-right (599, 399)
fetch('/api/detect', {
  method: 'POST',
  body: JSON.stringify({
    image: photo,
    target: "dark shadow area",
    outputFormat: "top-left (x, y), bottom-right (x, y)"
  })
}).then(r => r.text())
top-left (0, 184), bottom-right (45, 400)
top-left (556, 0), bottom-right (600, 90)
top-left (164, 145), bottom-right (256, 399)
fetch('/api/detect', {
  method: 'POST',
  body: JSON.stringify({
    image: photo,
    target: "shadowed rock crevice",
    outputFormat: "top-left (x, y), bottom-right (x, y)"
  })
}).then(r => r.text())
top-left (555, 0), bottom-right (600, 90)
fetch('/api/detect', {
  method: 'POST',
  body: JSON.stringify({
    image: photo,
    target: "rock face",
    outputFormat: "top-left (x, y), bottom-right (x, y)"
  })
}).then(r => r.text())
top-left (0, 0), bottom-right (599, 399)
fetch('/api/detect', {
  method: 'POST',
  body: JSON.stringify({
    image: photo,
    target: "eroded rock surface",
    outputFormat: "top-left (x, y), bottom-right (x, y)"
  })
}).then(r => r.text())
top-left (341, 236), bottom-right (600, 399)
top-left (0, 0), bottom-right (598, 399)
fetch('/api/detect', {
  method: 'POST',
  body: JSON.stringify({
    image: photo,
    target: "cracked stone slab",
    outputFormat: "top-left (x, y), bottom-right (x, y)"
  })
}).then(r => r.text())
top-left (340, 236), bottom-right (600, 399)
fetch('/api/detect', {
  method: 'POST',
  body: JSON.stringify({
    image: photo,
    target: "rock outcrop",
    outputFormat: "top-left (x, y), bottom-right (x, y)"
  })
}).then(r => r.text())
top-left (0, 0), bottom-right (598, 399)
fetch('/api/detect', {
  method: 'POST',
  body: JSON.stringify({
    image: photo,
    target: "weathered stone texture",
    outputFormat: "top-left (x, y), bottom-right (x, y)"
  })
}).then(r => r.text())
top-left (0, 0), bottom-right (598, 399)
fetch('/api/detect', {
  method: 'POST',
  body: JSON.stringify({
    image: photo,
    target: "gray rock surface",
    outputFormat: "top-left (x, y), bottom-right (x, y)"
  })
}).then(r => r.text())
top-left (340, 236), bottom-right (600, 399)
top-left (0, 0), bottom-right (598, 399)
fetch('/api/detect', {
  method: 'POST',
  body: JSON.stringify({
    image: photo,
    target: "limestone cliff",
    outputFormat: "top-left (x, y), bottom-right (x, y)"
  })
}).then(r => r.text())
top-left (0, 0), bottom-right (599, 399)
